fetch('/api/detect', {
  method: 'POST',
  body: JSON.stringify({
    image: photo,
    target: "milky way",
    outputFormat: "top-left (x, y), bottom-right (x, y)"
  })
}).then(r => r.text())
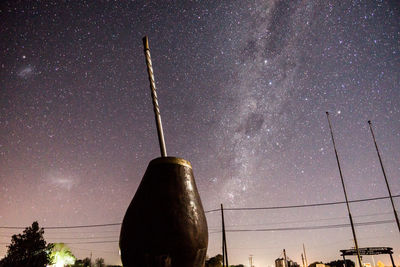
top-left (1, 1), bottom-right (399, 266)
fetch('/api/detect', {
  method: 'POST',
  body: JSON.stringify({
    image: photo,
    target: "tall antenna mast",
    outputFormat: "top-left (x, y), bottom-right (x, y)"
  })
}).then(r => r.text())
top-left (143, 36), bottom-right (167, 157)
top-left (326, 112), bottom-right (362, 267)
top-left (368, 120), bottom-right (400, 233)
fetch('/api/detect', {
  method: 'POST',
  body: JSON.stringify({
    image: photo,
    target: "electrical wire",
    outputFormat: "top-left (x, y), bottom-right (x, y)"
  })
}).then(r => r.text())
top-left (225, 219), bottom-right (394, 232)
top-left (207, 210), bottom-right (394, 230)
top-left (65, 240), bottom-right (118, 244)
top-left (0, 220), bottom-right (395, 246)
top-left (0, 223), bottom-right (120, 230)
top-left (0, 195), bottom-right (398, 230)
top-left (205, 194), bottom-right (400, 213)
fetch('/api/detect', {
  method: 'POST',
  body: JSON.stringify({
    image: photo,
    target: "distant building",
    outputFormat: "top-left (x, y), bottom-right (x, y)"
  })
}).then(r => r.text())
top-left (309, 262), bottom-right (329, 267)
top-left (275, 258), bottom-right (300, 267)
top-left (276, 258), bottom-right (286, 267)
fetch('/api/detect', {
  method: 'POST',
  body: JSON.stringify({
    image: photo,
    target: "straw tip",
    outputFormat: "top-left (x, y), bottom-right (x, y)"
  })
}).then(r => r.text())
top-left (142, 36), bottom-right (149, 49)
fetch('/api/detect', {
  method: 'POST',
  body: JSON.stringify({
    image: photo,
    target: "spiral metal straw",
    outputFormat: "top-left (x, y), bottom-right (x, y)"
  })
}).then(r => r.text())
top-left (143, 36), bottom-right (167, 157)
top-left (368, 120), bottom-right (400, 233)
top-left (326, 112), bottom-right (362, 267)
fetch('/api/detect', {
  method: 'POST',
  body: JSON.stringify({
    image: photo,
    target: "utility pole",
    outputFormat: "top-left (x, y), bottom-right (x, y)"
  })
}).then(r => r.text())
top-left (221, 204), bottom-right (228, 267)
top-left (284, 249), bottom-right (288, 267)
top-left (368, 120), bottom-right (400, 233)
top-left (303, 244), bottom-right (308, 267)
top-left (301, 253), bottom-right (305, 267)
top-left (326, 112), bottom-right (362, 267)
top-left (249, 255), bottom-right (253, 267)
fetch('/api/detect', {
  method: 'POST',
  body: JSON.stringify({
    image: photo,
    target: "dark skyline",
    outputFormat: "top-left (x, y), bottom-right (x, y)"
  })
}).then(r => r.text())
top-left (1, 1), bottom-right (399, 266)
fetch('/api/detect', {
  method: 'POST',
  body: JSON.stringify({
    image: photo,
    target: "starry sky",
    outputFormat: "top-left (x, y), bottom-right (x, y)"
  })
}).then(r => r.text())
top-left (1, 1), bottom-right (399, 266)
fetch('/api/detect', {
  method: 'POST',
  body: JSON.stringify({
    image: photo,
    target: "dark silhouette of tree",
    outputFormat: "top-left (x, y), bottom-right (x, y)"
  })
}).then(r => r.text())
top-left (82, 257), bottom-right (92, 267)
top-left (0, 221), bottom-right (51, 267)
top-left (73, 259), bottom-right (83, 267)
top-left (309, 261), bottom-right (323, 267)
top-left (95, 257), bottom-right (105, 267)
top-left (205, 254), bottom-right (223, 267)
top-left (231, 265), bottom-right (245, 267)
top-left (72, 257), bottom-right (92, 267)
top-left (326, 260), bottom-right (355, 267)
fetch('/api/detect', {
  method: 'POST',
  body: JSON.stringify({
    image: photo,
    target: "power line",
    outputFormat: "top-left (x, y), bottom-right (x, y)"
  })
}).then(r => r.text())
top-left (0, 195), bottom-right (398, 230)
top-left (59, 232), bottom-right (397, 254)
top-left (0, 223), bottom-right (120, 230)
top-left (207, 210), bottom-right (394, 230)
top-left (46, 236), bottom-right (118, 240)
top-left (0, 234), bottom-right (118, 239)
top-left (0, 220), bottom-right (394, 246)
top-left (44, 223), bottom-right (121, 230)
top-left (205, 208), bottom-right (221, 213)
top-left (65, 240), bottom-right (118, 244)
top-left (225, 219), bottom-right (394, 232)
top-left (68, 246), bottom-right (117, 254)
top-left (205, 194), bottom-right (400, 213)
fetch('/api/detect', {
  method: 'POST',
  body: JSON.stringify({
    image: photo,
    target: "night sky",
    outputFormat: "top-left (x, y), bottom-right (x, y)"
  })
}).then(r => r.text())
top-left (1, 1), bottom-right (399, 266)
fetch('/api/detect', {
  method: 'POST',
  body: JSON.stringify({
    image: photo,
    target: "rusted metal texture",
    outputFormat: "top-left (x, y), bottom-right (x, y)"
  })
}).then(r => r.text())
top-left (120, 157), bottom-right (208, 267)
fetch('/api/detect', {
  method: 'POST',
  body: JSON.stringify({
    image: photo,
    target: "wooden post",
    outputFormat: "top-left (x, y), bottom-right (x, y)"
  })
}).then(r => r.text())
top-left (221, 204), bottom-right (228, 267)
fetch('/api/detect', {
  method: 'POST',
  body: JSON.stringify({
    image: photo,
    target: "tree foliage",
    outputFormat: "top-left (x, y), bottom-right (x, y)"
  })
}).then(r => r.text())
top-left (0, 221), bottom-right (51, 267)
top-left (205, 254), bottom-right (223, 267)
top-left (73, 257), bottom-right (92, 267)
top-left (95, 257), bottom-right (105, 267)
top-left (326, 260), bottom-right (355, 267)
top-left (205, 254), bottom-right (245, 267)
top-left (49, 243), bottom-right (76, 266)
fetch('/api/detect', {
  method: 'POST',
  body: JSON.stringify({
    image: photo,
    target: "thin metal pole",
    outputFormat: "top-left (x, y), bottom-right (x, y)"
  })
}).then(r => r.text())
top-left (283, 249), bottom-right (288, 267)
top-left (389, 252), bottom-right (396, 267)
top-left (222, 240), bottom-right (225, 267)
top-left (303, 244), bottom-right (308, 267)
top-left (221, 204), bottom-right (228, 267)
top-left (224, 233), bottom-right (228, 267)
top-left (222, 205), bottom-right (225, 267)
top-left (301, 253), bottom-right (305, 267)
top-left (142, 36), bottom-right (167, 157)
top-left (368, 120), bottom-right (400, 233)
top-left (326, 112), bottom-right (362, 267)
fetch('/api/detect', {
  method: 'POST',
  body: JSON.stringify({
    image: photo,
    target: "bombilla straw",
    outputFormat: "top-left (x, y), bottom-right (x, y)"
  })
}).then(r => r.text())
top-left (143, 36), bottom-right (167, 157)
